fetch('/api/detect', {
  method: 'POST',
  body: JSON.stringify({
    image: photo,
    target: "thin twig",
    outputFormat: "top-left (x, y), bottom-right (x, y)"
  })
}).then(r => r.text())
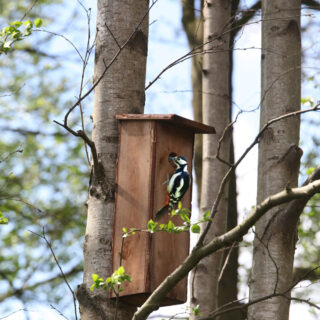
top-left (145, 13), bottom-right (310, 91)
top-left (75, 3), bottom-right (93, 166)
top-left (218, 242), bottom-right (236, 284)
top-left (196, 103), bottom-right (320, 248)
top-left (0, 308), bottom-right (30, 320)
top-left (20, 0), bottom-right (39, 21)
top-left (200, 265), bottom-right (320, 319)
top-left (50, 305), bottom-right (70, 320)
top-left (0, 146), bottom-right (23, 163)
top-left (29, 228), bottom-right (78, 320)
top-left (253, 230), bottom-right (279, 294)
top-left (55, 0), bottom-right (159, 175)
top-left (105, 23), bottom-right (121, 49)
top-left (37, 29), bottom-right (84, 62)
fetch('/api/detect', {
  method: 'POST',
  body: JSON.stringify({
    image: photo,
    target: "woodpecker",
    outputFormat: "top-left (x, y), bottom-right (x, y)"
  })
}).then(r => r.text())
top-left (155, 155), bottom-right (190, 219)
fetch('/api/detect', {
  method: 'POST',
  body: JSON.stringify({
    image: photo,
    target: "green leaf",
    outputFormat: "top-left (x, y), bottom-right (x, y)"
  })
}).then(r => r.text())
top-left (180, 213), bottom-right (190, 224)
top-left (167, 220), bottom-right (175, 232)
top-left (92, 273), bottom-right (101, 282)
top-left (192, 305), bottom-right (200, 315)
top-left (191, 224), bottom-right (201, 234)
top-left (301, 97), bottom-right (314, 107)
top-left (306, 167), bottom-right (315, 175)
top-left (10, 21), bottom-right (23, 28)
top-left (116, 266), bottom-right (125, 276)
top-left (178, 201), bottom-right (182, 210)
top-left (34, 18), bottom-right (43, 28)
top-left (203, 210), bottom-right (210, 219)
top-left (0, 211), bottom-right (8, 224)
top-left (147, 219), bottom-right (158, 233)
top-left (11, 31), bottom-right (21, 39)
top-left (24, 20), bottom-right (33, 28)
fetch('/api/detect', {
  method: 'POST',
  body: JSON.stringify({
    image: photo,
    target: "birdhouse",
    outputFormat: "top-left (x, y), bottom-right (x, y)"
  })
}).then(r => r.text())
top-left (112, 114), bottom-right (215, 306)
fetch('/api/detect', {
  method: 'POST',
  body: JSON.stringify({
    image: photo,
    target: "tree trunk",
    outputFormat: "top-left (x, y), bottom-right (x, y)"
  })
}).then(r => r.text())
top-left (190, 1), bottom-right (232, 318)
top-left (249, 1), bottom-right (301, 319)
top-left (181, 0), bottom-right (203, 207)
top-left (216, 2), bottom-right (241, 319)
top-left (76, 1), bottom-right (149, 319)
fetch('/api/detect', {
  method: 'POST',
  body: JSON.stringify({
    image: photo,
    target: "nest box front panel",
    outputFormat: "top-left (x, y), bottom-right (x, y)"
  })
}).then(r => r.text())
top-left (151, 121), bottom-right (193, 302)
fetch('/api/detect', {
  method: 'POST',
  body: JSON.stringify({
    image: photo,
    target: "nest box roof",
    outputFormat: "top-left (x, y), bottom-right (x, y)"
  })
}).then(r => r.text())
top-left (116, 114), bottom-right (216, 134)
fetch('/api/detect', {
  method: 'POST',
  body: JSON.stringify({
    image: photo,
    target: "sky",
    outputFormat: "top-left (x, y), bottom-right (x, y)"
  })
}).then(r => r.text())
top-left (2, 0), bottom-right (320, 319)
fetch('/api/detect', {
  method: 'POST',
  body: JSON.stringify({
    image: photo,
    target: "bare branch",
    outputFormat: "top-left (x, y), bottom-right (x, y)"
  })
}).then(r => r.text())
top-left (20, 0), bottom-right (39, 21)
top-left (29, 228), bottom-right (78, 320)
top-left (50, 305), bottom-right (70, 320)
top-left (197, 103), bottom-right (320, 247)
top-left (0, 126), bottom-right (67, 137)
top-left (200, 265), bottom-right (320, 319)
top-left (55, 0), bottom-right (159, 177)
top-left (253, 230), bottom-right (279, 294)
top-left (105, 23), bottom-right (121, 49)
top-left (0, 308), bottom-right (30, 320)
top-left (218, 242), bottom-right (237, 284)
top-left (0, 146), bottom-right (23, 163)
top-left (145, 13), bottom-right (311, 91)
top-left (132, 179), bottom-right (320, 319)
top-left (0, 264), bottom-right (82, 303)
top-left (37, 29), bottom-right (84, 62)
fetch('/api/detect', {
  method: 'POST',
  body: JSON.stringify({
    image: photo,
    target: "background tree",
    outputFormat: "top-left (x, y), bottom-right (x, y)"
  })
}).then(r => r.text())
top-left (249, 0), bottom-right (302, 319)
top-left (189, 1), bottom-right (232, 318)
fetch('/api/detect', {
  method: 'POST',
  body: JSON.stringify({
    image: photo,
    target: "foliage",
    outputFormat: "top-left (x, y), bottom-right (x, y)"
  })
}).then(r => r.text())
top-left (0, 18), bottom-right (42, 55)
top-left (91, 267), bottom-right (132, 295)
top-left (0, 0), bottom-right (91, 317)
top-left (0, 211), bottom-right (8, 224)
top-left (122, 204), bottom-right (212, 238)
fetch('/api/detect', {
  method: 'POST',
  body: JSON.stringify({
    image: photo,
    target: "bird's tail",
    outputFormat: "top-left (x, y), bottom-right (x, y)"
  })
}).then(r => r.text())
top-left (155, 205), bottom-right (169, 219)
top-left (155, 194), bottom-right (170, 219)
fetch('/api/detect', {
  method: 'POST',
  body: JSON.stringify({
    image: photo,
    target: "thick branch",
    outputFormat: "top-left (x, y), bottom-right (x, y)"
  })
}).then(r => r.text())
top-left (132, 180), bottom-right (320, 319)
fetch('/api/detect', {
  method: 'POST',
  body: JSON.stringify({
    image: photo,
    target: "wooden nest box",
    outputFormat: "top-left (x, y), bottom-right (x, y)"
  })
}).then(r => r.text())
top-left (113, 114), bottom-right (215, 306)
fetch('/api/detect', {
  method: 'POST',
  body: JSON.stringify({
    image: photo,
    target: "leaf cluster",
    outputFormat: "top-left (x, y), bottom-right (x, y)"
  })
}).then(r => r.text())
top-left (91, 266), bottom-right (132, 295)
top-left (122, 204), bottom-right (212, 238)
top-left (0, 18), bottom-right (42, 54)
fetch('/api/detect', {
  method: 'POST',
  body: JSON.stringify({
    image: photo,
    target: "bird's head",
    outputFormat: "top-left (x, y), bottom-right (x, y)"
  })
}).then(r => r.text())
top-left (169, 155), bottom-right (188, 168)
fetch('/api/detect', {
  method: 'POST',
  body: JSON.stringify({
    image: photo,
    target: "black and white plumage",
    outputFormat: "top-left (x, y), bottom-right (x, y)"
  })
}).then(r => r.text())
top-left (155, 155), bottom-right (190, 219)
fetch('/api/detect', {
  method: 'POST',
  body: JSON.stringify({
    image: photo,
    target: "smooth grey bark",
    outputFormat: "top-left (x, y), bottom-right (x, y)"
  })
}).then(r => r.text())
top-left (76, 1), bottom-right (149, 319)
top-left (181, 0), bottom-right (204, 207)
top-left (249, 1), bottom-right (301, 320)
top-left (190, 1), bottom-right (232, 318)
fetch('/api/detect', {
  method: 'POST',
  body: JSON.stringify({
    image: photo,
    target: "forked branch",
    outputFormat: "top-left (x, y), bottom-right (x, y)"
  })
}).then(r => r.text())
top-left (198, 103), bottom-right (320, 247)
top-left (132, 178), bottom-right (320, 319)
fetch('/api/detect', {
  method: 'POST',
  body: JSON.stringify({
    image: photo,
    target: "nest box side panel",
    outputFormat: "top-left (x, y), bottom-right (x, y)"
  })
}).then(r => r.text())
top-left (151, 121), bottom-right (193, 303)
top-left (113, 120), bottom-right (154, 297)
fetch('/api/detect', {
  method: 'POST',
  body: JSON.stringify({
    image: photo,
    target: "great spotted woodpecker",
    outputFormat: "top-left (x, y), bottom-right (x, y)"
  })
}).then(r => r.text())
top-left (155, 155), bottom-right (190, 219)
